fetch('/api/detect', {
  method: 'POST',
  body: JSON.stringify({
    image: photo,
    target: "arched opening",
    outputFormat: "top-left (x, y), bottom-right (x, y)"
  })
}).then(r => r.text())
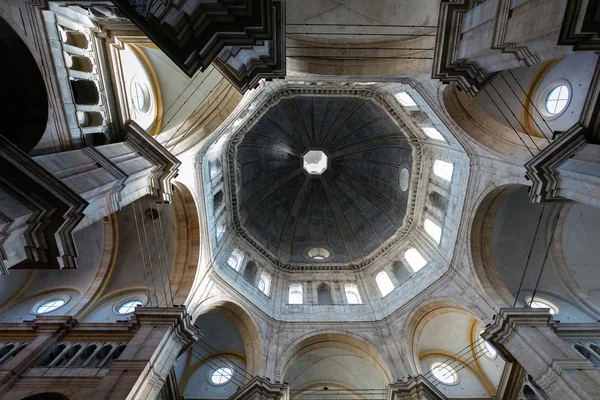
top-left (227, 249), bottom-right (244, 271)
top-left (64, 54), bottom-right (93, 72)
top-left (279, 332), bottom-right (393, 395)
top-left (574, 345), bottom-right (600, 366)
top-left (70, 79), bottom-right (99, 105)
top-left (243, 261), bottom-right (258, 283)
top-left (20, 394), bottom-right (69, 400)
top-left (59, 28), bottom-right (88, 49)
top-left (0, 16), bottom-right (48, 153)
top-left (413, 306), bottom-right (505, 398)
top-left (213, 190), bottom-right (224, 211)
top-left (77, 111), bottom-right (103, 127)
top-left (289, 284), bottom-right (303, 304)
top-left (317, 283), bottom-right (333, 305)
top-left (471, 184), bottom-right (600, 321)
top-left (189, 300), bottom-right (262, 379)
top-left (170, 182), bottom-right (201, 306)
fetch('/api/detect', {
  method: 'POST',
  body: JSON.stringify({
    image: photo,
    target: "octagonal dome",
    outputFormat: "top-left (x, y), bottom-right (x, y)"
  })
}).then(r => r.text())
top-left (234, 95), bottom-right (412, 265)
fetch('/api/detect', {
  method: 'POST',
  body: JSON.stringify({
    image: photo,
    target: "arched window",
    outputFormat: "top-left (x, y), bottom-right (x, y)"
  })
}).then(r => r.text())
top-left (317, 283), bottom-right (333, 305)
top-left (422, 127), bottom-right (446, 141)
top-left (404, 248), bottom-right (427, 272)
top-left (216, 218), bottom-right (226, 242)
top-left (525, 297), bottom-right (559, 315)
top-left (35, 299), bottom-right (66, 314)
top-left (227, 249), bottom-right (244, 271)
top-left (376, 271), bottom-right (394, 297)
top-left (258, 272), bottom-right (271, 296)
top-left (213, 190), bottom-right (224, 211)
top-left (243, 261), bottom-right (257, 283)
top-left (424, 218), bottom-right (442, 244)
top-left (289, 284), bottom-right (303, 304)
top-left (433, 160), bottom-right (453, 181)
top-left (344, 284), bottom-right (362, 304)
top-left (392, 260), bottom-right (411, 283)
top-left (209, 159), bottom-right (222, 178)
top-left (431, 362), bottom-right (458, 385)
top-left (395, 92), bottom-right (416, 107)
top-left (479, 331), bottom-right (497, 359)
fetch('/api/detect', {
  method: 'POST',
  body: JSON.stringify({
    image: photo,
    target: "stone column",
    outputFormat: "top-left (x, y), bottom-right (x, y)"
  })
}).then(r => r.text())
top-left (387, 375), bottom-right (447, 400)
top-left (228, 377), bottom-right (288, 400)
top-left (0, 122), bottom-right (180, 273)
top-left (0, 316), bottom-right (76, 393)
top-left (91, 307), bottom-right (199, 400)
top-left (483, 308), bottom-right (600, 400)
top-left (432, 0), bottom-right (600, 94)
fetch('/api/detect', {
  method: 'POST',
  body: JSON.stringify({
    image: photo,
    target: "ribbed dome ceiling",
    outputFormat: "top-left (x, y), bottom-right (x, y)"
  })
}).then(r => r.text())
top-left (235, 96), bottom-right (412, 264)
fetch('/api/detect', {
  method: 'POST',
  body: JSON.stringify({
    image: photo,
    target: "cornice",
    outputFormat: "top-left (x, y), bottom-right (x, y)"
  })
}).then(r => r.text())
top-left (222, 83), bottom-right (425, 271)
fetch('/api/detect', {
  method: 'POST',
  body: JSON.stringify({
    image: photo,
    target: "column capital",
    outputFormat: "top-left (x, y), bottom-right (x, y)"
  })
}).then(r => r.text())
top-left (228, 377), bottom-right (288, 400)
top-left (33, 315), bottom-right (78, 336)
top-left (132, 307), bottom-right (200, 342)
top-left (387, 375), bottom-right (447, 400)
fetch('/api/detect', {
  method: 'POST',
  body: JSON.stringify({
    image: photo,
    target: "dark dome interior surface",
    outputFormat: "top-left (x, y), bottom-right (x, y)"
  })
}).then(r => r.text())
top-left (235, 96), bottom-right (412, 264)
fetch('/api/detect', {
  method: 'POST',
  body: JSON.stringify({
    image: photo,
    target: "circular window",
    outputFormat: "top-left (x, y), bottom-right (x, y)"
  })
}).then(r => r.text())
top-left (479, 332), bottom-right (497, 359)
top-left (130, 80), bottom-right (150, 113)
top-left (399, 168), bottom-right (410, 192)
top-left (35, 299), bottom-right (66, 314)
top-left (210, 367), bottom-right (233, 385)
top-left (117, 300), bottom-right (143, 315)
top-left (525, 297), bottom-right (559, 315)
top-left (304, 246), bottom-right (336, 262)
top-left (430, 362), bottom-right (458, 385)
top-left (545, 84), bottom-right (570, 115)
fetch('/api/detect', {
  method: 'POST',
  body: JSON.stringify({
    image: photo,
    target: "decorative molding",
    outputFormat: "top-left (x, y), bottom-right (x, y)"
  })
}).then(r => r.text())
top-left (111, 0), bottom-right (283, 77)
top-left (122, 121), bottom-right (181, 203)
top-left (0, 136), bottom-right (88, 273)
top-left (387, 375), bottom-right (447, 400)
top-left (432, 0), bottom-right (495, 96)
top-left (228, 376), bottom-right (288, 400)
top-left (559, 0), bottom-right (600, 51)
top-left (213, 0), bottom-right (286, 93)
top-left (223, 84), bottom-right (423, 271)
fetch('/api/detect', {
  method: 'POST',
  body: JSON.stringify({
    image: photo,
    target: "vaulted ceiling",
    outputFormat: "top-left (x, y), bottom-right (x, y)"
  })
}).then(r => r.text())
top-left (234, 95), bottom-right (412, 265)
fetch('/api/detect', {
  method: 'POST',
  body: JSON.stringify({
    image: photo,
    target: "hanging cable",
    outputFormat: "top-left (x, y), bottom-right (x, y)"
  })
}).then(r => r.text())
top-left (168, 79), bottom-right (228, 154)
top-left (498, 73), bottom-right (552, 143)
top-left (138, 202), bottom-right (162, 307)
top-left (195, 340), bottom-right (256, 381)
top-left (145, 68), bottom-right (216, 136)
top-left (157, 202), bottom-right (176, 306)
top-left (162, 69), bottom-right (219, 149)
top-left (482, 87), bottom-right (535, 157)
top-left (508, 69), bottom-right (556, 139)
top-left (132, 203), bottom-right (154, 307)
top-left (513, 203), bottom-right (546, 307)
top-left (148, 201), bottom-right (173, 308)
top-left (488, 81), bottom-right (541, 153)
top-left (529, 209), bottom-right (561, 306)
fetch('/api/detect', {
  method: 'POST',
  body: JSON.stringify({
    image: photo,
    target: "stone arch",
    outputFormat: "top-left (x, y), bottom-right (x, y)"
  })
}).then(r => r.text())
top-left (278, 331), bottom-right (394, 383)
top-left (442, 83), bottom-right (547, 160)
top-left (192, 298), bottom-right (262, 376)
top-left (470, 184), bottom-right (524, 309)
top-left (402, 299), bottom-right (489, 375)
top-left (170, 182), bottom-right (201, 306)
top-left (0, 15), bottom-right (48, 153)
top-left (19, 394), bottom-right (70, 400)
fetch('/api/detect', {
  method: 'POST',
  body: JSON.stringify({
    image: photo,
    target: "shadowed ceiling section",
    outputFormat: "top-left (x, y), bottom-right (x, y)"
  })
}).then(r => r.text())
top-left (235, 96), bottom-right (412, 264)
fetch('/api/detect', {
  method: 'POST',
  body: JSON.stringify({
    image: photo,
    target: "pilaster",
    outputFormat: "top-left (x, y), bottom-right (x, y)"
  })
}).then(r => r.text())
top-left (387, 375), bottom-right (447, 400)
top-left (483, 308), bottom-right (600, 400)
top-left (228, 376), bottom-right (288, 400)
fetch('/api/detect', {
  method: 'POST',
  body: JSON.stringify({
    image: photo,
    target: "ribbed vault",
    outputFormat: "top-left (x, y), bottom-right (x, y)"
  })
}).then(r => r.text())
top-left (234, 96), bottom-right (412, 265)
